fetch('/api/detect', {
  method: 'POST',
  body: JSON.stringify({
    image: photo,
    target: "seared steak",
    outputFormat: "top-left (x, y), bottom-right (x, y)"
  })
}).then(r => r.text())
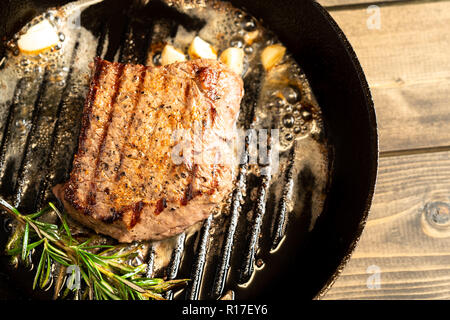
top-left (54, 57), bottom-right (244, 242)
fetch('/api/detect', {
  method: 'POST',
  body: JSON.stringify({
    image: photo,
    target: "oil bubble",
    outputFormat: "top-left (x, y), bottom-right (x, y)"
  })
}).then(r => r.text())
top-left (235, 10), bottom-right (244, 19)
top-left (44, 12), bottom-right (55, 21)
top-left (3, 217), bottom-right (13, 233)
top-left (284, 105), bottom-right (293, 113)
top-left (34, 65), bottom-right (43, 73)
top-left (153, 52), bottom-right (162, 66)
top-left (20, 59), bottom-right (30, 67)
top-left (301, 107), bottom-right (313, 121)
top-left (244, 45), bottom-right (253, 54)
top-left (282, 114), bottom-right (295, 128)
top-left (242, 16), bottom-right (257, 32)
top-left (282, 85), bottom-right (301, 104)
top-left (273, 97), bottom-right (285, 108)
top-left (229, 37), bottom-right (244, 48)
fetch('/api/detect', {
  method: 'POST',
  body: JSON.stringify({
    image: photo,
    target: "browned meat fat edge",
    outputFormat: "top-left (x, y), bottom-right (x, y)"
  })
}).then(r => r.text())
top-left (62, 57), bottom-right (105, 216)
top-left (55, 57), bottom-right (244, 242)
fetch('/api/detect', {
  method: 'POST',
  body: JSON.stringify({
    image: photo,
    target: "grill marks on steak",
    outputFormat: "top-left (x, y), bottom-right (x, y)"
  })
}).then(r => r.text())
top-left (57, 58), bottom-right (244, 242)
top-left (91, 63), bottom-right (147, 222)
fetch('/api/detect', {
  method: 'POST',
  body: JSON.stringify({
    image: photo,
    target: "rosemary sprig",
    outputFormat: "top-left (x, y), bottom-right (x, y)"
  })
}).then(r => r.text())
top-left (0, 198), bottom-right (188, 300)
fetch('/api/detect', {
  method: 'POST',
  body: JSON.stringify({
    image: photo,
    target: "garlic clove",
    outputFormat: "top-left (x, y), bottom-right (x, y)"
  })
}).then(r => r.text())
top-left (188, 36), bottom-right (217, 60)
top-left (161, 44), bottom-right (186, 66)
top-left (261, 44), bottom-right (286, 71)
top-left (219, 47), bottom-right (244, 75)
top-left (17, 19), bottom-right (59, 55)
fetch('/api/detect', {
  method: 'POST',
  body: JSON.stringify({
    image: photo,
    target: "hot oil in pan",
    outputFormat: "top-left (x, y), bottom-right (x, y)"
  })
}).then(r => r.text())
top-left (0, 0), bottom-right (330, 299)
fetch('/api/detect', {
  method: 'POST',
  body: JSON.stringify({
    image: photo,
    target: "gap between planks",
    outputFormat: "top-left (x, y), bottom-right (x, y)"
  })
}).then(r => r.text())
top-left (380, 146), bottom-right (450, 158)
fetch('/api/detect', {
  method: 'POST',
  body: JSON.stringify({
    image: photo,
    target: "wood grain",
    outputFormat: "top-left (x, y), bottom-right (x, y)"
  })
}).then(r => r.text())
top-left (325, 0), bottom-right (450, 152)
top-left (323, 150), bottom-right (450, 299)
top-left (318, 0), bottom-right (407, 8)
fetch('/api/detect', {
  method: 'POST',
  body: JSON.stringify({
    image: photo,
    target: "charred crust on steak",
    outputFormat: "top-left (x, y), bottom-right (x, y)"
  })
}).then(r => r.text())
top-left (63, 58), bottom-right (104, 212)
top-left (115, 66), bottom-right (147, 182)
top-left (181, 164), bottom-right (200, 206)
top-left (78, 57), bottom-right (104, 157)
top-left (89, 63), bottom-right (125, 214)
top-left (154, 198), bottom-right (167, 216)
top-left (130, 201), bottom-right (145, 228)
top-left (103, 207), bottom-right (123, 223)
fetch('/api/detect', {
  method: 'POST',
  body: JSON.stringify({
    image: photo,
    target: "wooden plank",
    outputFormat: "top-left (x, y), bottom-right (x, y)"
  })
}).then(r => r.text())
top-left (318, 0), bottom-right (406, 8)
top-left (324, 1), bottom-right (450, 152)
top-left (322, 150), bottom-right (450, 299)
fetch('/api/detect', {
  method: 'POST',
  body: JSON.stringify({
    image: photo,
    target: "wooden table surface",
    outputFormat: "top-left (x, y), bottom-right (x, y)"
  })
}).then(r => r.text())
top-left (316, 0), bottom-right (450, 299)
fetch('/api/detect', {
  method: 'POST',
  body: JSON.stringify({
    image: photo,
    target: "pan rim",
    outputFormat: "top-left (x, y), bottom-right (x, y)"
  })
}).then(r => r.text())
top-left (309, 1), bottom-right (379, 300)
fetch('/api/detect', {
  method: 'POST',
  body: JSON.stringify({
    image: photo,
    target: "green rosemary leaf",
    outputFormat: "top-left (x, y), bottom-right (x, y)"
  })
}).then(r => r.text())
top-left (98, 279), bottom-right (120, 299)
top-left (21, 222), bottom-right (30, 261)
top-left (46, 250), bottom-right (71, 267)
top-left (27, 238), bottom-right (45, 251)
top-left (78, 245), bottom-right (115, 250)
top-left (78, 266), bottom-right (91, 289)
top-left (120, 263), bottom-right (147, 279)
top-left (132, 278), bottom-right (164, 287)
top-left (45, 241), bottom-right (69, 260)
top-left (78, 251), bottom-right (103, 281)
top-left (77, 238), bottom-right (92, 248)
top-left (95, 253), bottom-right (134, 260)
top-left (45, 242), bottom-right (70, 261)
top-left (80, 250), bottom-right (108, 267)
top-left (0, 198), bottom-right (21, 218)
top-left (40, 249), bottom-right (52, 289)
top-left (106, 261), bottom-right (137, 274)
top-left (6, 239), bottom-right (44, 256)
top-left (117, 282), bottom-right (129, 300)
top-left (33, 220), bottom-right (59, 231)
top-left (27, 206), bottom-right (51, 219)
top-left (33, 250), bottom-right (47, 290)
top-left (142, 290), bottom-right (165, 300)
top-left (49, 202), bottom-right (72, 242)
top-left (44, 241), bottom-right (70, 266)
top-left (115, 275), bottom-right (145, 293)
top-left (8, 247), bottom-right (24, 256)
top-left (144, 279), bottom-right (189, 293)
top-left (8, 237), bottom-right (43, 256)
top-left (92, 282), bottom-right (99, 299)
top-left (135, 291), bottom-right (145, 300)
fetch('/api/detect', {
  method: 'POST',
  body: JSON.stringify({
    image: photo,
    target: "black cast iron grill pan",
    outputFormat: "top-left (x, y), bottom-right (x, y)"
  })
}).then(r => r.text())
top-left (0, 0), bottom-right (378, 301)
